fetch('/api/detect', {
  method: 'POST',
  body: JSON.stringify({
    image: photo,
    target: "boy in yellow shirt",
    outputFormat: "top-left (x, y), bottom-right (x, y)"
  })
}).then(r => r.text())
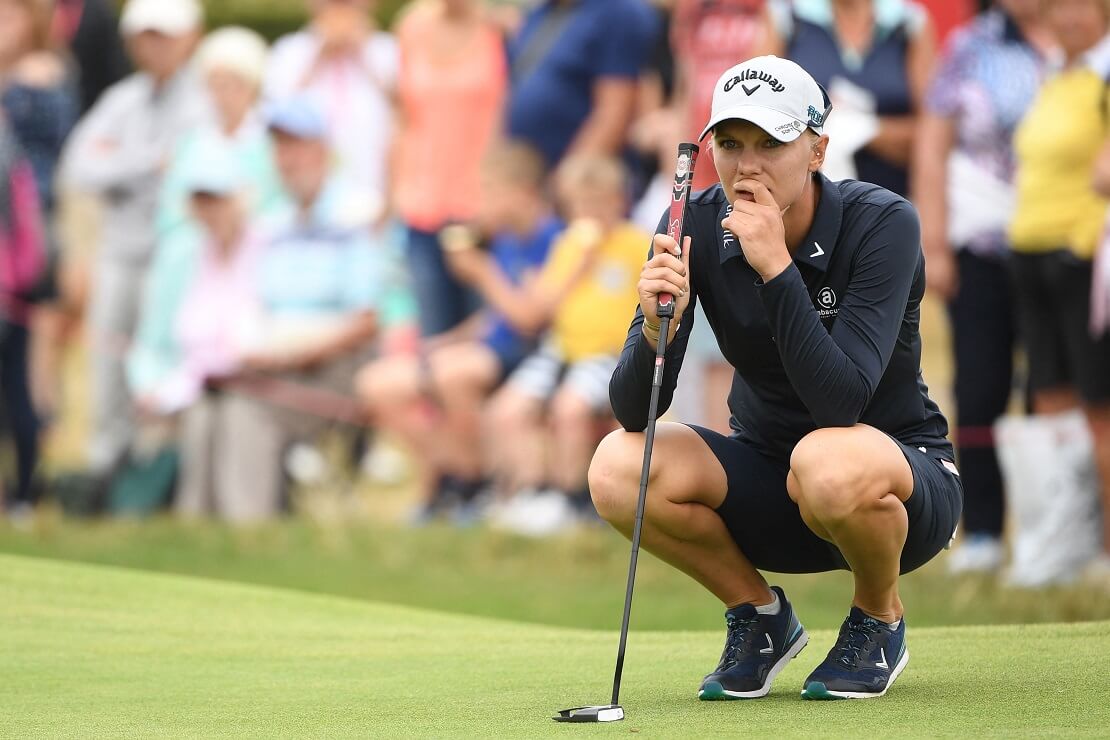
top-left (480, 155), bottom-right (650, 532)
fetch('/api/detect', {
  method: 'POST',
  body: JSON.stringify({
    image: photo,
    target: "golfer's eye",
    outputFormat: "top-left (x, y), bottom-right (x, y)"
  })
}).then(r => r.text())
top-left (762, 138), bottom-right (784, 149)
top-left (717, 139), bottom-right (738, 151)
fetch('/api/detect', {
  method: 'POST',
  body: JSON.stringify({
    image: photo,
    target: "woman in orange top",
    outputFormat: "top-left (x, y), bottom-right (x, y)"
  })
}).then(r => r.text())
top-left (392, 0), bottom-right (507, 338)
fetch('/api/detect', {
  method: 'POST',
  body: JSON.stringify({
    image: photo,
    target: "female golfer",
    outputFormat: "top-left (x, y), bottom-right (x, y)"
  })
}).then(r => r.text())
top-left (590, 56), bottom-right (961, 701)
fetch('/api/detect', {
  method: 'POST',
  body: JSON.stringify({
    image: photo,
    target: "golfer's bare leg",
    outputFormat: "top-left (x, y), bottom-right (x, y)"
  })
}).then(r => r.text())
top-left (589, 423), bottom-right (772, 608)
top-left (787, 425), bottom-right (914, 624)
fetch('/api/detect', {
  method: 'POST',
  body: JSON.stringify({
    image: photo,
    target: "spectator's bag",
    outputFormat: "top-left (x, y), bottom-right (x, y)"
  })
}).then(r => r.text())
top-left (0, 137), bottom-right (45, 332)
top-left (994, 411), bottom-right (1102, 586)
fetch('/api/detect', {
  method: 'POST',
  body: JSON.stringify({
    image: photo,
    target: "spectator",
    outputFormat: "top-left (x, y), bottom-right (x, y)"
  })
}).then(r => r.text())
top-left (158, 26), bottom-right (282, 238)
top-left (60, 0), bottom-right (207, 477)
top-left (129, 28), bottom-right (283, 406)
top-left (1009, 0), bottom-right (1110, 575)
top-left (0, 120), bottom-right (45, 514)
top-left (393, 0), bottom-right (507, 338)
top-left (132, 142), bottom-right (269, 519)
top-left (670, 0), bottom-right (777, 190)
top-left (504, 0), bottom-right (658, 169)
top-left (357, 141), bottom-right (561, 523)
top-left (1, 0), bottom-right (77, 213)
top-left (482, 155), bottom-right (649, 534)
top-left (182, 97), bottom-right (397, 520)
top-left (52, 0), bottom-right (131, 113)
top-left (0, 0), bottom-right (78, 433)
top-left (265, 0), bottom-right (398, 213)
top-left (912, 0), bottom-right (1051, 573)
top-left (767, 0), bottom-right (937, 196)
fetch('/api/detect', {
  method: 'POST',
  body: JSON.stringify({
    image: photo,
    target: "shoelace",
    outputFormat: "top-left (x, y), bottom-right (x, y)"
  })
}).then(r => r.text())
top-left (717, 614), bottom-right (761, 670)
top-left (834, 617), bottom-right (886, 669)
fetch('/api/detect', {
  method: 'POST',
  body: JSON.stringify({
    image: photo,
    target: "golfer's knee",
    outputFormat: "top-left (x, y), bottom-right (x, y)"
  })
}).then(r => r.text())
top-left (789, 431), bottom-right (872, 524)
top-left (589, 429), bottom-right (650, 525)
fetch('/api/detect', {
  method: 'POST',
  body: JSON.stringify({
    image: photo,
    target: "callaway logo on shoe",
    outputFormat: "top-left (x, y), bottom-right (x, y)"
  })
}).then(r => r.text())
top-left (801, 607), bottom-right (909, 700)
top-left (698, 587), bottom-right (809, 700)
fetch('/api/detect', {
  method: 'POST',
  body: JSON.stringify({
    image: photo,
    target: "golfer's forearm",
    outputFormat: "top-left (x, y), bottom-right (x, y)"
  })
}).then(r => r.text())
top-left (609, 310), bottom-right (689, 432)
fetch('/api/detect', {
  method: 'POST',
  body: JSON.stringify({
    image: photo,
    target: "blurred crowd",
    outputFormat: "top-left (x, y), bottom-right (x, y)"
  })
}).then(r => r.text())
top-left (1, 0), bottom-right (1109, 583)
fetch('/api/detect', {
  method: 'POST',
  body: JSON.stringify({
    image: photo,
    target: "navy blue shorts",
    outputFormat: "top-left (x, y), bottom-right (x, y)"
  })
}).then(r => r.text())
top-left (688, 425), bottom-right (963, 575)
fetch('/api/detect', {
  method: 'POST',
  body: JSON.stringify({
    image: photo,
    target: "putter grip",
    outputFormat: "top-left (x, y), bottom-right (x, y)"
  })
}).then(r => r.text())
top-left (657, 143), bottom-right (699, 320)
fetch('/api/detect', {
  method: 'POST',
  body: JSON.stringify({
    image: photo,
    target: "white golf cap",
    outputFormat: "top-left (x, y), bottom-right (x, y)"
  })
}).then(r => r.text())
top-left (120, 0), bottom-right (203, 37)
top-left (699, 55), bottom-right (832, 143)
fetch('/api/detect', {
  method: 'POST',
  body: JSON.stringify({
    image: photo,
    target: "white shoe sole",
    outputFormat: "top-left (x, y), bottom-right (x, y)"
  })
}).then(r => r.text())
top-left (699, 629), bottom-right (810, 700)
top-left (801, 647), bottom-right (910, 700)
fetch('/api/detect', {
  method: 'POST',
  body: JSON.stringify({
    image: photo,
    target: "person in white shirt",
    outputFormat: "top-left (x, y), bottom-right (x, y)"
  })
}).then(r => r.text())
top-left (60, 0), bottom-right (209, 475)
top-left (264, 0), bottom-right (398, 217)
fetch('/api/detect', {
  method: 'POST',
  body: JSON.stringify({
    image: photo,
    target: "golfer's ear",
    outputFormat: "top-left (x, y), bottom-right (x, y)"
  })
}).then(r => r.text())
top-left (810, 135), bottom-right (829, 174)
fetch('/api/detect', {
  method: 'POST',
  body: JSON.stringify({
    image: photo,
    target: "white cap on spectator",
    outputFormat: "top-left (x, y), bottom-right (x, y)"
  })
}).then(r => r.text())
top-left (700, 55), bottom-right (832, 143)
top-left (120, 0), bottom-right (203, 37)
top-left (196, 27), bottom-right (269, 87)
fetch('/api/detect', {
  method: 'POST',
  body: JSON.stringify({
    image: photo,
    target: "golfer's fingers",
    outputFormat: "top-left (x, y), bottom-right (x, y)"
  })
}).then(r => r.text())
top-left (652, 232), bottom-right (681, 259)
top-left (645, 252), bottom-right (685, 276)
top-left (640, 273), bottom-right (689, 299)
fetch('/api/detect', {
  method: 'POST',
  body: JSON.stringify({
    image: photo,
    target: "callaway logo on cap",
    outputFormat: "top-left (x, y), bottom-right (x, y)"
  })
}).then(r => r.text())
top-left (699, 55), bottom-right (832, 143)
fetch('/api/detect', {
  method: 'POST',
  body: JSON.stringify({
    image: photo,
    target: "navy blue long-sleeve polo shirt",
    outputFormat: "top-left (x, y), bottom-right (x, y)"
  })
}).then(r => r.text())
top-left (610, 173), bottom-right (952, 462)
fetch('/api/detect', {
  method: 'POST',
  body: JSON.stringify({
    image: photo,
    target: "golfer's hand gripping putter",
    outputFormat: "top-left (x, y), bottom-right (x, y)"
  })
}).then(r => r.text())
top-left (656, 143), bottom-right (699, 323)
top-left (554, 143), bottom-right (699, 725)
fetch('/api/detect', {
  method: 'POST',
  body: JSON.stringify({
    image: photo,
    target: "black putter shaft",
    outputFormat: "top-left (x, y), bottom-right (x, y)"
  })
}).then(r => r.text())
top-left (610, 143), bottom-right (699, 707)
top-left (610, 313), bottom-right (673, 705)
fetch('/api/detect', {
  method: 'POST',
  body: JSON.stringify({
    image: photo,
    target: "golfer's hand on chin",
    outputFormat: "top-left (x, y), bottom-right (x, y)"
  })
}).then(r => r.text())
top-left (722, 179), bottom-right (791, 282)
top-left (638, 233), bottom-right (693, 341)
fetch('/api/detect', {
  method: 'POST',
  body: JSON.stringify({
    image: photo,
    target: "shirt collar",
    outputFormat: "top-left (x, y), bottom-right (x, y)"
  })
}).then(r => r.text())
top-left (717, 174), bottom-right (842, 272)
top-left (792, 173), bottom-right (842, 273)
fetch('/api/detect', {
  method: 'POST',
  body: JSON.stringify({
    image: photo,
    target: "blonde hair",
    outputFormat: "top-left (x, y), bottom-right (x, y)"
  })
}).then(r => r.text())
top-left (554, 154), bottom-right (629, 198)
top-left (481, 139), bottom-right (548, 191)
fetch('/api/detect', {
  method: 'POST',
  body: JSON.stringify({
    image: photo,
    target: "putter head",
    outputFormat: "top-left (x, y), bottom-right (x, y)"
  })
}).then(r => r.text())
top-left (552, 705), bottom-right (624, 723)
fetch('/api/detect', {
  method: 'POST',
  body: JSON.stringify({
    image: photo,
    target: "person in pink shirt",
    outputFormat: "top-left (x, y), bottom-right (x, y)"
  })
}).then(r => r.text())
top-left (671, 0), bottom-right (777, 191)
top-left (133, 142), bottom-right (269, 521)
top-left (392, 0), bottom-right (507, 338)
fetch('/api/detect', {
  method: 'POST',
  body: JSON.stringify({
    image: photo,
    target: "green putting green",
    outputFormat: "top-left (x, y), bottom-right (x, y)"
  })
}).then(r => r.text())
top-left (3, 553), bottom-right (1107, 738)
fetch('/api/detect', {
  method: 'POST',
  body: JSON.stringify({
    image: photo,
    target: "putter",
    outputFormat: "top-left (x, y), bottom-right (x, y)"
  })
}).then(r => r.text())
top-left (554, 143), bottom-right (699, 724)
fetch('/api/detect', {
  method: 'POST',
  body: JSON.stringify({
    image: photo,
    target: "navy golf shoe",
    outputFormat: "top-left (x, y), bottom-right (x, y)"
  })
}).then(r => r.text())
top-left (801, 606), bottom-right (909, 699)
top-left (698, 586), bottom-right (808, 700)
